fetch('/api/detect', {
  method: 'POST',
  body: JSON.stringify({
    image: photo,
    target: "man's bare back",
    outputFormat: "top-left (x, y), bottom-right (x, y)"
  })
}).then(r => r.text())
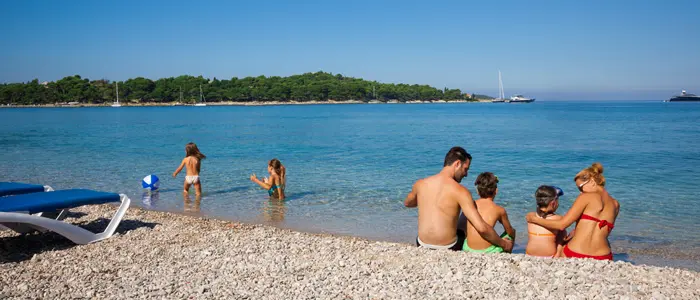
top-left (412, 173), bottom-right (467, 246)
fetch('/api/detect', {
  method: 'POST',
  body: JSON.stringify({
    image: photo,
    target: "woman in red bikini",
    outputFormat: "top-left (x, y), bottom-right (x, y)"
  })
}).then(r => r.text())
top-left (526, 163), bottom-right (620, 260)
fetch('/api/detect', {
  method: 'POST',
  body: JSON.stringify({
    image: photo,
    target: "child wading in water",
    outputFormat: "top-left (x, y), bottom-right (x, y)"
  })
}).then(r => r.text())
top-left (525, 185), bottom-right (568, 257)
top-left (463, 172), bottom-right (516, 253)
top-left (250, 158), bottom-right (285, 200)
top-left (172, 142), bottom-right (206, 196)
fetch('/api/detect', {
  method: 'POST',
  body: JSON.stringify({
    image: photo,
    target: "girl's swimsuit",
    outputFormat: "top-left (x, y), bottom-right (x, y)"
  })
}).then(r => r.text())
top-left (185, 175), bottom-right (199, 184)
top-left (268, 184), bottom-right (280, 197)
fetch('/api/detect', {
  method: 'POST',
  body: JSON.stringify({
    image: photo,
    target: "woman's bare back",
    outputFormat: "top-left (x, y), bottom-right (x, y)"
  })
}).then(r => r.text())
top-left (568, 192), bottom-right (619, 256)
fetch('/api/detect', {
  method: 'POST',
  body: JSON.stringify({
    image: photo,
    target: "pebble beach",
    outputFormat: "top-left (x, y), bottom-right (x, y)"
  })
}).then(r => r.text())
top-left (1, 205), bottom-right (698, 299)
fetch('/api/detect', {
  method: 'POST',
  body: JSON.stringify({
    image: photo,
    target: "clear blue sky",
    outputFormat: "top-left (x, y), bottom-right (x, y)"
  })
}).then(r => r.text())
top-left (1, 0), bottom-right (699, 100)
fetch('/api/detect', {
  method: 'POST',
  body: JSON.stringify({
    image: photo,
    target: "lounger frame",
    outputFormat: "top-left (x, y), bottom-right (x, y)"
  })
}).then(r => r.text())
top-left (0, 194), bottom-right (131, 244)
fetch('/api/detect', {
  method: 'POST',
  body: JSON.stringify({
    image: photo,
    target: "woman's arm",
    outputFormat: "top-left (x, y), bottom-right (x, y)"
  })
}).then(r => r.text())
top-left (250, 174), bottom-right (271, 190)
top-left (172, 158), bottom-right (186, 178)
top-left (526, 194), bottom-right (592, 231)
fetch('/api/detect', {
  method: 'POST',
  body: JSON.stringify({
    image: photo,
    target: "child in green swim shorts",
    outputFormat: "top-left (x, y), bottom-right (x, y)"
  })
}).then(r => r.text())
top-left (463, 172), bottom-right (516, 253)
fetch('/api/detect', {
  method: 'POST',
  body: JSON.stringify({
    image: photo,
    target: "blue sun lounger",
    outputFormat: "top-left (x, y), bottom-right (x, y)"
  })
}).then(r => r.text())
top-left (0, 182), bottom-right (54, 197)
top-left (0, 189), bottom-right (131, 244)
top-left (0, 182), bottom-right (67, 222)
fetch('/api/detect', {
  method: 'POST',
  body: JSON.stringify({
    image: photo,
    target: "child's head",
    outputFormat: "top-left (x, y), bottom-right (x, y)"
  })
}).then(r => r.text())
top-left (474, 172), bottom-right (498, 199)
top-left (268, 158), bottom-right (282, 176)
top-left (535, 185), bottom-right (563, 217)
top-left (185, 142), bottom-right (206, 160)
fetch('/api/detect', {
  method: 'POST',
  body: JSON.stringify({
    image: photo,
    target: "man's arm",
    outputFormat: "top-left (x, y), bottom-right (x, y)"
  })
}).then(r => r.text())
top-left (457, 188), bottom-right (513, 252)
top-left (404, 182), bottom-right (418, 207)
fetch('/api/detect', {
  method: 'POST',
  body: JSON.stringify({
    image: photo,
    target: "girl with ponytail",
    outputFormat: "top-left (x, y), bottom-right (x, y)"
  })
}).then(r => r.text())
top-left (250, 158), bottom-right (286, 200)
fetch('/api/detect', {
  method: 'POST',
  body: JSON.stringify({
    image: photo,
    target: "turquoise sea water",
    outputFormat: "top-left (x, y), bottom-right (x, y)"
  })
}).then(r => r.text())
top-left (1, 102), bottom-right (699, 270)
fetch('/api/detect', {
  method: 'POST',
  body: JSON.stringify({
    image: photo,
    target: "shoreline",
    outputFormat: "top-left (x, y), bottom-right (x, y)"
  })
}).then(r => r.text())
top-left (1, 205), bottom-right (698, 299)
top-left (150, 204), bottom-right (700, 272)
top-left (0, 99), bottom-right (494, 108)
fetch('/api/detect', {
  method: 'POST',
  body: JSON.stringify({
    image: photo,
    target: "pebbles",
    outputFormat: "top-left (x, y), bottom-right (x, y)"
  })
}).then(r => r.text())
top-left (1, 205), bottom-right (699, 299)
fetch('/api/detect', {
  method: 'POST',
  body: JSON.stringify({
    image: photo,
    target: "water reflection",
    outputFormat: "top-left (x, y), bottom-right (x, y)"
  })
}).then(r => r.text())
top-left (261, 198), bottom-right (286, 223)
top-left (184, 193), bottom-right (202, 213)
top-left (141, 191), bottom-right (160, 207)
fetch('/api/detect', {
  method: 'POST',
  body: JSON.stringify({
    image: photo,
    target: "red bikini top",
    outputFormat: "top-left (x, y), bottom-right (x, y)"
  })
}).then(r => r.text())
top-left (580, 214), bottom-right (614, 231)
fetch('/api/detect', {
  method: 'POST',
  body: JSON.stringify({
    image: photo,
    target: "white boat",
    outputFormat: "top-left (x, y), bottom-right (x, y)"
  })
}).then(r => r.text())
top-left (194, 85), bottom-right (207, 106)
top-left (493, 71), bottom-right (506, 103)
top-left (111, 82), bottom-right (122, 107)
top-left (667, 90), bottom-right (700, 102)
top-left (509, 94), bottom-right (535, 103)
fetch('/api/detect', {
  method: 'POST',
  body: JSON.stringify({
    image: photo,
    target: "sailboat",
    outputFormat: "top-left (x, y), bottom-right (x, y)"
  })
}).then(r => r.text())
top-left (111, 82), bottom-right (122, 107)
top-left (194, 85), bottom-right (207, 106)
top-left (172, 86), bottom-right (184, 106)
top-left (492, 71), bottom-right (506, 103)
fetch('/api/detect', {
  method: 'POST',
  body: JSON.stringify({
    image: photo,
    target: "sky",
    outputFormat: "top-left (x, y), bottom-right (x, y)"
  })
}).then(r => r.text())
top-left (1, 0), bottom-right (699, 100)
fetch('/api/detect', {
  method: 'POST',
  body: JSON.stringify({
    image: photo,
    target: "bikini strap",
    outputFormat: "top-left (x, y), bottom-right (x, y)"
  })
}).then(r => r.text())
top-left (580, 214), bottom-right (614, 231)
top-left (528, 232), bottom-right (556, 237)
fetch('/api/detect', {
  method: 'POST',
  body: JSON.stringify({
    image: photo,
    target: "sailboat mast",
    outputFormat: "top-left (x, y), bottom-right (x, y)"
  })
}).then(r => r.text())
top-left (199, 85), bottom-right (204, 103)
top-left (116, 82), bottom-right (119, 104)
top-left (498, 70), bottom-right (504, 99)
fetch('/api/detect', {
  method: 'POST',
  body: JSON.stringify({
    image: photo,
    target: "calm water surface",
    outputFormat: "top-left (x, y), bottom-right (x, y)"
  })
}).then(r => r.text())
top-left (1, 102), bottom-right (699, 270)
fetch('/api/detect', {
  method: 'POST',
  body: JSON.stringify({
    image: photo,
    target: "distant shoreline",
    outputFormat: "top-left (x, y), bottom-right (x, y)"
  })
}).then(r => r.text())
top-left (0, 99), bottom-right (494, 108)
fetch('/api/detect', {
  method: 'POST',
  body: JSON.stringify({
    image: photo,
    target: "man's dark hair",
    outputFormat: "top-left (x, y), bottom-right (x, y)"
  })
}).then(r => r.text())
top-left (443, 146), bottom-right (472, 167)
top-left (475, 172), bottom-right (498, 198)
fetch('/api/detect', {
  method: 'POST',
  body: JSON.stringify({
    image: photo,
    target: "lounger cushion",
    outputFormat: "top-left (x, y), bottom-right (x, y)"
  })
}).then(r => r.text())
top-left (0, 182), bottom-right (45, 197)
top-left (0, 189), bottom-right (120, 214)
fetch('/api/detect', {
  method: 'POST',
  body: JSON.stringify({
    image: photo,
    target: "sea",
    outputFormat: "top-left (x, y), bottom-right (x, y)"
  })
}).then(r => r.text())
top-left (1, 101), bottom-right (699, 271)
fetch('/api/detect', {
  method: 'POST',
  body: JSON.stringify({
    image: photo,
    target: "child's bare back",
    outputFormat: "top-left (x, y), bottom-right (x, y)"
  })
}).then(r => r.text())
top-left (184, 156), bottom-right (201, 176)
top-left (172, 142), bottom-right (206, 196)
top-left (465, 200), bottom-right (509, 249)
top-left (525, 185), bottom-right (567, 257)
top-left (463, 172), bottom-right (516, 253)
top-left (526, 214), bottom-right (566, 257)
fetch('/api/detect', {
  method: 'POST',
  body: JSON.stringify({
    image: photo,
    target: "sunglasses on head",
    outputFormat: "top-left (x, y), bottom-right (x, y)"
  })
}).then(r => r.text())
top-left (577, 179), bottom-right (591, 192)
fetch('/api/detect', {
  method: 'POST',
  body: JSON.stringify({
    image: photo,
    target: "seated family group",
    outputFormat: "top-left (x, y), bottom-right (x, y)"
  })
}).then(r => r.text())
top-left (404, 146), bottom-right (620, 260)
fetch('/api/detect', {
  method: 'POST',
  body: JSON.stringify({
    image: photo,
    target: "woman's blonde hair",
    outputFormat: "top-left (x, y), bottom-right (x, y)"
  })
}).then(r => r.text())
top-left (574, 162), bottom-right (605, 187)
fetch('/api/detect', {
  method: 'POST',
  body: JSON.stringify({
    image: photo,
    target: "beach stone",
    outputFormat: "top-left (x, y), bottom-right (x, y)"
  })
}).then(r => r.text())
top-left (1, 204), bottom-right (698, 299)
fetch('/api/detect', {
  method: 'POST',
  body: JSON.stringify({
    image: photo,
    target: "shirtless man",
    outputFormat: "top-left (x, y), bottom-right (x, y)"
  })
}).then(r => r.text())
top-left (404, 147), bottom-right (513, 252)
